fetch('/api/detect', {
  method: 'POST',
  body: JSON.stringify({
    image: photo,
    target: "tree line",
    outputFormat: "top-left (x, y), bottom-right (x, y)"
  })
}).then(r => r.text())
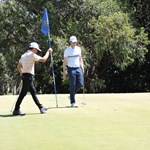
top-left (0, 0), bottom-right (150, 94)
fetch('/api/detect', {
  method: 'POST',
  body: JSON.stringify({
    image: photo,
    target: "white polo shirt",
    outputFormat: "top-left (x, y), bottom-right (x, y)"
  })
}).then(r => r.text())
top-left (64, 46), bottom-right (81, 68)
top-left (19, 50), bottom-right (42, 75)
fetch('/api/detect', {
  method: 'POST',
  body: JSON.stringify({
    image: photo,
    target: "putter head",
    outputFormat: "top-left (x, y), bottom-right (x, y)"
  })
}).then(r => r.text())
top-left (81, 102), bottom-right (86, 106)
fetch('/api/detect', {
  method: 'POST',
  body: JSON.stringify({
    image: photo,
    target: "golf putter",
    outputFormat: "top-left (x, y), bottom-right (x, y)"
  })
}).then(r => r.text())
top-left (81, 80), bottom-right (86, 106)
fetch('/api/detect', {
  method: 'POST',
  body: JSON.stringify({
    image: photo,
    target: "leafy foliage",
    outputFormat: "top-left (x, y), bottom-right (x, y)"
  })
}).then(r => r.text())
top-left (0, 0), bottom-right (149, 94)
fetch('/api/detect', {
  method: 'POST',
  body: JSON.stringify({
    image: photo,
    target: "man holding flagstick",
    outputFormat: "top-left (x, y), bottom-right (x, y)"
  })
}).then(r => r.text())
top-left (12, 8), bottom-right (55, 116)
top-left (41, 8), bottom-right (58, 107)
top-left (12, 42), bottom-right (52, 116)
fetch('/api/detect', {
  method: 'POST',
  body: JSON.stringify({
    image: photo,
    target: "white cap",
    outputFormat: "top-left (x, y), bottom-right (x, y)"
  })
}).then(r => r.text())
top-left (69, 36), bottom-right (77, 42)
top-left (29, 42), bottom-right (41, 51)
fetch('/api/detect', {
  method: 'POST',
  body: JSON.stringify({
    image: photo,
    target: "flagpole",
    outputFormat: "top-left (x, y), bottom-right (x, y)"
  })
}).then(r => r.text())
top-left (41, 8), bottom-right (58, 108)
top-left (48, 32), bottom-right (58, 108)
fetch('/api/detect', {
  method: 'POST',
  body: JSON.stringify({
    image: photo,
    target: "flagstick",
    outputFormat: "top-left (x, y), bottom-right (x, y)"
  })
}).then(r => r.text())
top-left (48, 33), bottom-right (58, 108)
top-left (41, 8), bottom-right (58, 108)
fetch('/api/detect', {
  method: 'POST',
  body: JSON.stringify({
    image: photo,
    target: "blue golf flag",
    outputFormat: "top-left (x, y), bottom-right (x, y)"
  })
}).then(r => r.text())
top-left (41, 8), bottom-right (50, 35)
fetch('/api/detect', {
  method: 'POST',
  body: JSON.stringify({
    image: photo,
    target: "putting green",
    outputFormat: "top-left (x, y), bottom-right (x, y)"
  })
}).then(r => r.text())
top-left (0, 93), bottom-right (150, 150)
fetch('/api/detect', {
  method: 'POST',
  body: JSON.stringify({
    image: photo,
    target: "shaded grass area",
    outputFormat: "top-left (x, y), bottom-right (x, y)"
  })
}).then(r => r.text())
top-left (0, 93), bottom-right (150, 150)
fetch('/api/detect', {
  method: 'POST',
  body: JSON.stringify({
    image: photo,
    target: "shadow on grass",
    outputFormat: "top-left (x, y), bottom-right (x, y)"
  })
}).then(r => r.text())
top-left (0, 107), bottom-right (78, 117)
top-left (0, 114), bottom-right (14, 117)
top-left (0, 113), bottom-right (40, 117)
top-left (47, 106), bottom-right (78, 109)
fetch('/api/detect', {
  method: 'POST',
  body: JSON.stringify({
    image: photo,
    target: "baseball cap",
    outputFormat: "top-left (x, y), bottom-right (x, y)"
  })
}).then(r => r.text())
top-left (69, 36), bottom-right (77, 42)
top-left (29, 42), bottom-right (41, 51)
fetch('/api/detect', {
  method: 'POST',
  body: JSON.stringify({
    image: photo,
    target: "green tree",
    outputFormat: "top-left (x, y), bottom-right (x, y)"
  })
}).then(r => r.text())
top-left (0, 0), bottom-right (149, 94)
top-left (80, 0), bottom-right (149, 92)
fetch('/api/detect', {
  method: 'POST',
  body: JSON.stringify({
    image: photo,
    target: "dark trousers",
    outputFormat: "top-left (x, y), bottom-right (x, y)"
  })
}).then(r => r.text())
top-left (67, 67), bottom-right (84, 104)
top-left (14, 73), bottom-right (43, 111)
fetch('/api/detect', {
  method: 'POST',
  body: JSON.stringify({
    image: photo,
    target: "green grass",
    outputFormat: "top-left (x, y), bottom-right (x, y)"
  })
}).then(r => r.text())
top-left (1, 93), bottom-right (150, 150)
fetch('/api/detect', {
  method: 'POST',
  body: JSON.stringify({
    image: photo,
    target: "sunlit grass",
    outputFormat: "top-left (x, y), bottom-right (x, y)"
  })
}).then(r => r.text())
top-left (0, 93), bottom-right (150, 150)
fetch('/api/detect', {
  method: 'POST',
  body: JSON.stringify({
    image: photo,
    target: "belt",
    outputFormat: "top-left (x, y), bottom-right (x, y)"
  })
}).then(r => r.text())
top-left (22, 73), bottom-right (33, 76)
top-left (67, 66), bottom-right (80, 69)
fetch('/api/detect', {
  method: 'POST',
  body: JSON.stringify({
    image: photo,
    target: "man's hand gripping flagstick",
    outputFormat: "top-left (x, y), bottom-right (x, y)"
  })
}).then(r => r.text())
top-left (41, 8), bottom-right (58, 108)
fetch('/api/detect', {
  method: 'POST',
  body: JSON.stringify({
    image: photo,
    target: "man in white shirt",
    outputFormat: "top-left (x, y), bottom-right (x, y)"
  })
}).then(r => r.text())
top-left (63, 36), bottom-right (84, 107)
top-left (12, 42), bottom-right (52, 116)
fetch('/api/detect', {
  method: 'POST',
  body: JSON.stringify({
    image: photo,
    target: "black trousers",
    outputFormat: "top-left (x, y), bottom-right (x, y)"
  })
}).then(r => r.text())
top-left (14, 73), bottom-right (43, 111)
